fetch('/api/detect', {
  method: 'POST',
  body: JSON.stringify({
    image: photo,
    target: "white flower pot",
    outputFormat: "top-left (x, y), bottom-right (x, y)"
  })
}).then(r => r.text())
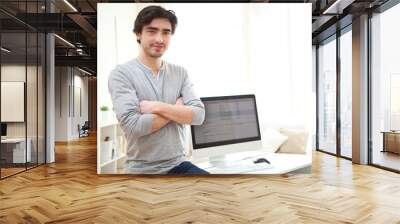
top-left (101, 140), bottom-right (113, 164)
top-left (101, 111), bottom-right (109, 121)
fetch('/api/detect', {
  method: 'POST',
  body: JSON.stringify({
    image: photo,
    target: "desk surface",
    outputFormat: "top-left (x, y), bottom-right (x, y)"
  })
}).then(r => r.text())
top-left (381, 131), bottom-right (400, 134)
top-left (1, 138), bottom-right (29, 143)
top-left (192, 150), bottom-right (311, 174)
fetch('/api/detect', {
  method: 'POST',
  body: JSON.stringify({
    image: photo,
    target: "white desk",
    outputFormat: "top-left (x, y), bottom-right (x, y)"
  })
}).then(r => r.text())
top-left (1, 138), bottom-right (32, 163)
top-left (192, 150), bottom-right (311, 175)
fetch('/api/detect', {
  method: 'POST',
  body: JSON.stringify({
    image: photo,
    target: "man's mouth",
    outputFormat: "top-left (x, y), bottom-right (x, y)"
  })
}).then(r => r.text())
top-left (152, 45), bottom-right (163, 49)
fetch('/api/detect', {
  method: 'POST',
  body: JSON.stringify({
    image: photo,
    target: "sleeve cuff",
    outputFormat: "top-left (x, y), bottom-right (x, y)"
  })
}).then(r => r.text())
top-left (191, 106), bottom-right (205, 125)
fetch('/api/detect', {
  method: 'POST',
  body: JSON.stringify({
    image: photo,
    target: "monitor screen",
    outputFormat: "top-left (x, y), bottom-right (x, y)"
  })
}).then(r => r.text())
top-left (191, 94), bottom-right (261, 149)
top-left (1, 123), bottom-right (7, 137)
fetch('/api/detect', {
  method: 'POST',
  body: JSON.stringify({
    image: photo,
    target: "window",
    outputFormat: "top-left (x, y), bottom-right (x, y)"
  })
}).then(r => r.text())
top-left (339, 28), bottom-right (352, 158)
top-left (317, 36), bottom-right (337, 155)
top-left (371, 2), bottom-right (400, 171)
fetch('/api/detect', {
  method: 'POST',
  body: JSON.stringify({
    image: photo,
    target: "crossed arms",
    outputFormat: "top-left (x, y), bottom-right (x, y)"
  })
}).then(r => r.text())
top-left (108, 67), bottom-right (205, 138)
top-left (139, 97), bottom-right (197, 133)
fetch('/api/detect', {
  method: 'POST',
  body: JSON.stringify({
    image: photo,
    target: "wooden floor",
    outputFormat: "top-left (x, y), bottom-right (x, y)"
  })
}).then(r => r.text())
top-left (1, 163), bottom-right (46, 178)
top-left (1, 134), bottom-right (400, 223)
top-left (1, 167), bottom-right (26, 178)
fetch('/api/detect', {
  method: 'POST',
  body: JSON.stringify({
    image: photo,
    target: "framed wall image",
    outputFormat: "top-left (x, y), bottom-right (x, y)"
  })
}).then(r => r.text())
top-left (1, 81), bottom-right (25, 122)
top-left (98, 3), bottom-right (312, 175)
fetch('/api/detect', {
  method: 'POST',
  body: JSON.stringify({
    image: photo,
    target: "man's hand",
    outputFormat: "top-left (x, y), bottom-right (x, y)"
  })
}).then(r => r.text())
top-left (139, 100), bottom-right (161, 114)
top-left (176, 97), bottom-right (184, 105)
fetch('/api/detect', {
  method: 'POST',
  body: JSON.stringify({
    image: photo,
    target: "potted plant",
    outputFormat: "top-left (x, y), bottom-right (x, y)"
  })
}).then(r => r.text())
top-left (100, 105), bottom-right (109, 111)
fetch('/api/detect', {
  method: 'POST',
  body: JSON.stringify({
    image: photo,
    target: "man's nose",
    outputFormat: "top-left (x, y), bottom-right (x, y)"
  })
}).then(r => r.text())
top-left (155, 33), bottom-right (163, 43)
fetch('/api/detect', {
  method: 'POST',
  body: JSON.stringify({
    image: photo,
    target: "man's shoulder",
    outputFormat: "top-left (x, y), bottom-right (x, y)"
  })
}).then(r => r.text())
top-left (117, 59), bottom-right (139, 72)
top-left (109, 59), bottom-right (140, 78)
top-left (164, 61), bottom-right (187, 76)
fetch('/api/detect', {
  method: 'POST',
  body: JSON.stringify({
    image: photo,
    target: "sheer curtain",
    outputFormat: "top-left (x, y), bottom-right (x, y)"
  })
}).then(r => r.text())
top-left (98, 3), bottom-right (312, 130)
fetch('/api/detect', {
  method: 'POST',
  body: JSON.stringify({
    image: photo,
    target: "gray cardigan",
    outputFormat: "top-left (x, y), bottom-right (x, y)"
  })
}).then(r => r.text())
top-left (108, 58), bottom-right (205, 174)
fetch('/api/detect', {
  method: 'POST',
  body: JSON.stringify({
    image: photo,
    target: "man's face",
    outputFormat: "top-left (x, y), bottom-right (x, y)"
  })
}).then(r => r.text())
top-left (136, 18), bottom-right (172, 58)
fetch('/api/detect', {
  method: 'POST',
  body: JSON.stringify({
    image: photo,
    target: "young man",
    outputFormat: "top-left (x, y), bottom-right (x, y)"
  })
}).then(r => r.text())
top-left (108, 5), bottom-right (209, 175)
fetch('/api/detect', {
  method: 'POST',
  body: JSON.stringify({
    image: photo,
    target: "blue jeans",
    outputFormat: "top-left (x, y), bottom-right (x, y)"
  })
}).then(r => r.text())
top-left (167, 161), bottom-right (209, 175)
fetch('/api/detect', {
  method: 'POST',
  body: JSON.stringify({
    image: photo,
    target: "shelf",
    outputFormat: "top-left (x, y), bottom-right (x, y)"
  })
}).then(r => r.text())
top-left (98, 118), bottom-right (127, 174)
top-left (100, 154), bottom-right (126, 167)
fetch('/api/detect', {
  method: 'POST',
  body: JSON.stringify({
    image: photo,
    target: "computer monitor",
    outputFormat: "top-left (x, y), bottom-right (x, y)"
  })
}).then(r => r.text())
top-left (1, 123), bottom-right (7, 137)
top-left (190, 94), bottom-right (262, 158)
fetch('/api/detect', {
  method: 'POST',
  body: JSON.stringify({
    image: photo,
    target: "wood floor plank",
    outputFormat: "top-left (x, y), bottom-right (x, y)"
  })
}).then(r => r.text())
top-left (1, 134), bottom-right (400, 223)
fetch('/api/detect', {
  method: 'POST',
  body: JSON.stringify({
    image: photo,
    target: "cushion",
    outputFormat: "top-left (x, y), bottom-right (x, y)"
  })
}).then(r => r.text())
top-left (261, 127), bottom-right (288, 153)
top-left (277, 128), bottom-right (309, 154)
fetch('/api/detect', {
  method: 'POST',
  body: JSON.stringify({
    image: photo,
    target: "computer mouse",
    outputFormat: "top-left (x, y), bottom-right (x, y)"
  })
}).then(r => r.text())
top-left (254, 158), bottom-right (270, 164)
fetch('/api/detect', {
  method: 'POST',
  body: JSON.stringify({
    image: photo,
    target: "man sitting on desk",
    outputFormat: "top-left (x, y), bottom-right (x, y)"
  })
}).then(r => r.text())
top-left (108, 6), bottom-right (209, 175)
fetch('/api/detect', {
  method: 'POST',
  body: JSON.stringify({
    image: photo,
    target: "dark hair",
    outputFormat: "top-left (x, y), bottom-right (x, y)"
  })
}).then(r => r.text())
top-left (133, 5), bottom-right (178, 44)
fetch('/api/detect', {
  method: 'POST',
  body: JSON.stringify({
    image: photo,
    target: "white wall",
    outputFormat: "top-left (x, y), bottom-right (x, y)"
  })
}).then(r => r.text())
top-left (98, 3), bottom-right (313, 131)
top-left (55, 67), bottom-right (89, 141)
top-left (55, 66), bottom-right (68, 141)
top-left (72, 73), bottom-right (89, 138)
